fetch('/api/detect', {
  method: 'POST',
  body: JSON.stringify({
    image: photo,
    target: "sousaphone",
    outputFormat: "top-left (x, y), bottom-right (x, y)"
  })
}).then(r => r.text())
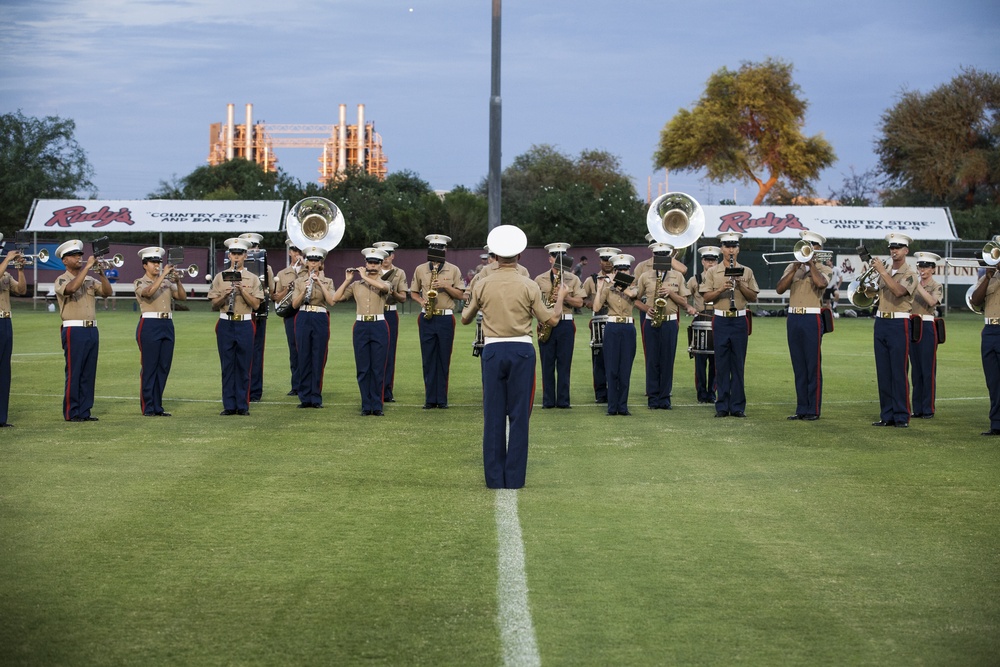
top-left (286, 197), bottom-right (346, 253)
top-left (646, 192), bottom-right (705, 249)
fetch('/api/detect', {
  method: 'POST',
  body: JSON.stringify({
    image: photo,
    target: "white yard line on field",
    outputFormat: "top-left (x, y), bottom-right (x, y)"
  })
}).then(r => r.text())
top-left (495, 488), bottom-right (541, 667)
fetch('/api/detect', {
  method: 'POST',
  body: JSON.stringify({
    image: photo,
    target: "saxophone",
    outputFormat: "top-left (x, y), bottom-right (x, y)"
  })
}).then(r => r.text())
top-left (423, 264), bottom-right (439, 320)
top-left (650, 271), bottom-right (669, 328)
top-left (537, 270), bottom-right (561, 342)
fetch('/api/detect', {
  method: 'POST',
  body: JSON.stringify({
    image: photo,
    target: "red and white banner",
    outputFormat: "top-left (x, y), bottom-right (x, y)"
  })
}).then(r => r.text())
top-left (24, 200), bottom-right (287, 233)
top-left (701, 205), bottom-right (958, 241)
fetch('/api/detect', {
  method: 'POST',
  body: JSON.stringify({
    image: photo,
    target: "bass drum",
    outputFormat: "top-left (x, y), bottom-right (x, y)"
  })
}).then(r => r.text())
top-left (687, 317), bottom-right (714, 356)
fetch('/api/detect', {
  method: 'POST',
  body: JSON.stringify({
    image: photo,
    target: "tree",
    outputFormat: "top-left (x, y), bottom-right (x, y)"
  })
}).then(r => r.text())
top-left (653, 58), bottom-right (836, 205)
top-left (0, 110), bottom-right (96, 238)
top-left (876, 67), bottom-right (1000, 209)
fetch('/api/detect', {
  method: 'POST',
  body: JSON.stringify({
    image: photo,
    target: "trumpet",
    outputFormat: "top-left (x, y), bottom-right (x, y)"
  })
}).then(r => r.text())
top-left (11, 248), bottom-right (49, 267)
top-left (93, 253), bottom-right (124, 271)
top-left (762, 240), bottom-right (834, 265)
top-left (167, 265), bottom-right (199, 280)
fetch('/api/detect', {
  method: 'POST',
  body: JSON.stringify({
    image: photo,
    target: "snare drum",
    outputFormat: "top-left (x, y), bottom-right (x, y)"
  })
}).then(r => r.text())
top-left (589, 315), bottom-right (608, 355)
top-left (687, 317), bottom-right (714, 355)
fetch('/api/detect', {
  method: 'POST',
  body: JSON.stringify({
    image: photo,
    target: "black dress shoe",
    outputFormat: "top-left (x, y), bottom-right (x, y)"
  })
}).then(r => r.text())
top-left (894, 421), bottom-right (909, 428)
top-left (422, 403), bottom-right (436, 410)
top-left (619, 410), bottom-right (632, 416)
top-left (556, 405), bottom-right (571, 409)
top-left (731, 411), bottom-right (747, 418)
top-left (297, 403), bottom-right (310, 408)
top-left (872, 420), bottom-right (895, 427)
top-left (917, 413), bottom-right (934, 419)
top-left (801, 414), bottom-right (819, 421)
top-left (372, 410), bottom-right (384, 416)
top-left (220, 409), bottom-right (237, 416)
top-left (438, 404), bottom-right (448, 409)
top-left (715, 411), bottom-right (728, 418)
top-left (286, 390), bottom-right (297, 396)
top-left (362, 410), bottom-right (372, 416)
top-left (981, 429), bottom-right (1000, 436)
top-left (607, 411), bottom-right (618, 416)
top-left (157, 412), bottom-right (172, 417)
top-left (85, 416), bottom-right (99, 421)
top-left (0, 422), bottom-right (12, 427)
top-left (236, 409), bottom-right (250, 416)
top-left (385, 398), bottom-right (396, 402)
top-left (787, 414), bottom-right (802, 420)
top-left (542, 405), bottom-right (555, 409)
top-left (311, 403), bottom-right (323, 408)
top-left (69, 416), bottom-right (87, 422)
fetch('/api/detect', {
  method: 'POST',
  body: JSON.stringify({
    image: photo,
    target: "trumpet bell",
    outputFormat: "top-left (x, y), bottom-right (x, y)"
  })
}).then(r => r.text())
top-left (966, 284), bottom-right (984, 314)
top-left (646, 192), bottom-right (705, 249)
top-left (847, 278), bottom-right (876, 309)
top-left (286, 197), bottom-right (345, 253)
top-left (36, 248), bottom-right (49, 263)
top-left (984, 240), bottom-right (1000, 266)
top-left (185, 264), bottom-right (199, 278)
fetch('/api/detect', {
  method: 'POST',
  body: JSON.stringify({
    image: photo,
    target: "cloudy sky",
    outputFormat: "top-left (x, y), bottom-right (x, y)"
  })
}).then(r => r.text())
top-left (2, 0), bottom-right (997, 206)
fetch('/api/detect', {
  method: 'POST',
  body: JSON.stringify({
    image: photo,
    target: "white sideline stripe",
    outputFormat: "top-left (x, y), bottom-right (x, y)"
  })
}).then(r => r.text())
top-left (495, 489), bottom-right (540, 667)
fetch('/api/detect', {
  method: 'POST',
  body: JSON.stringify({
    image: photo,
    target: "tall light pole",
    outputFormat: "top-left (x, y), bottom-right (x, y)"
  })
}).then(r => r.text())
top-left (487, 0), bottom-right (502, 230)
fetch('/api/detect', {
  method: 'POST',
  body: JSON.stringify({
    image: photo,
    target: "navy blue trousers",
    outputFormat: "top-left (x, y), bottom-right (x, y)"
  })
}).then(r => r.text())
top-left (61, 326), bottom-right (99, 420)
top-left (482, 341), bottom-right (535, 489)
top-left (603, 321), bottom-right (636, 415)
top-left (539, 319), bottom-right (575, 408)
top-left (909, 319), bottom-right (938, 416)
top-left (642, 317), bottom-right (679, 409)
top-left (417, 313), bottom-right (455, 405)
top-left (983, 324), bottom-right (1000, 430)
top-left (136, 318), bottom-right (174, 415)
top-left (294, 310), bottom-right (329, 407)
top-left (0, 318), bottom-right (12, 424)
top-left (787, 313), bottom-right (824, 417)
top-left (874, 317), bottom-right (911, 424)
top-left (713, 315), bottom-right (748, 415)
top-left (283, 314), bottom-right (299, 394)
top-left (384, 310), bottom-right (399, 401)
top-left (216, 319), bottom-right (255, 412)
top-left (249, 317), bottom-right (267, 400)
top-left (354, 319), bottom-right (389, 412)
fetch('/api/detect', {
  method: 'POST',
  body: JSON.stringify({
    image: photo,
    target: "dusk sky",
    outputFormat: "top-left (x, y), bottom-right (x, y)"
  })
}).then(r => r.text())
top-left (2, 0), bottom-right (997, 207)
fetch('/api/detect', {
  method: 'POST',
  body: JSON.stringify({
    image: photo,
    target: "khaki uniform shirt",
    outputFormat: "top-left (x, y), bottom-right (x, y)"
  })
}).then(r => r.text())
top-left (382, 267), bottom-right (409, 307)
top-left (782, 262), bottom-right (833, 309)
top-left (876, 262), bottom-right (918, 314)
top-left (582, 271), bottom-right (613, 316)
top-left (533, 270), bottom-right (586, 317)
top-left (411, 261), bottom-right (465, 311)
top-left (466, 267), bottom-right (554, 338)
top-left (912, 278), bottom-right (943, 317)
top-left (636, 269), bottom-right (690, 316)
top-left (981, 273), bottom-right (1000, 319)
top-left (701, 262), bottom-right (759, 311)
top-left (55, 271), bottom-right (101, 321)
top-left (598, 277), bottom-right (637, 319)
top-left (292, 273), bottom-right (336, 309)
top-left (686, 275), bottom-right (712, 312)
top-left (340, 276), bottom-right (390, 316)
top-left (275, 264), bottom-right (304, 297)
top-left (207, 268), bottom-right (264, 316)
top-left (0, 272), bottom-right (18, 312)
top-left (134, 276), bottom-right (175, 313)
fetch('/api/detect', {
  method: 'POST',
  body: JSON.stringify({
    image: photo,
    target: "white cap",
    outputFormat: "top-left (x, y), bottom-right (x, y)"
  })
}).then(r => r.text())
top-left (363, 247), bottom-right (388, 262)
top-left (224, 238), bottom-right (251, 252)
top-left (239, 233), bottom-right (263, 247)
top-left (56, 240), bottom-right (84, 258)
top-left (799, 230), bottom-right (826, 245)
top-left (373, 241), bottom-right (397, 253)
top-left (885, 232), bottom-right (912, 246)
top-left (649, 243), bottom-right (675, 254)
top-left (596, 247), bottom-right (621, 259)
top-left (699, 246), bottom-right (721, 259)
top-left (425, 234), bottom-right (451, 246)
top-left (610, 253), bottom-right (635, 268)
top-left (545, 242), bottom-right (571, 253)
top-left (302, 246), bottom-right (327, 260)
top-left (285, 238), bottom-right (300, 250)
top-left (138, 246), bottom-right (165, 261)
top-left (486, 225), bottom-right (527, 258)
top-left (480, 253), bottom-right (490, 260)
top-left (644, 233), bottom-right (654, 243)
top-left (913, 252), bottom-right (941, 265)
top-left (717, 232), bottom-right (744, 245)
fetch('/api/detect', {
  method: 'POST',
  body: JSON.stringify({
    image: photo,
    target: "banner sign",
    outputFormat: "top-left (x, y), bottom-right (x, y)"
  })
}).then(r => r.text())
top-left (24, 200), bottom-right (287, 233)
top-left (701, 206), bottom-right (957, 241)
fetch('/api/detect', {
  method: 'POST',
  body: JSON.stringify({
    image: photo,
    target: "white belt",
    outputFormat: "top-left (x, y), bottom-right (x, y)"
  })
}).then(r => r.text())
top-left (422, 309), bottom-right (453, 315)
top-left (141, 312), bottom-right (172, 319)
top-left (357, 314), bottom-right (385, 321)
top-left (0, 311), bottom-right (10, 318)
top-left (301, 305), bottom-right (327, 314)
top-left (608, 316), bottom-right (634, 324)
top-left (384, 305), bottom-right (398, 311)
top-left (787, 307), bottom-right (821, 315)
top-left (920, 314), bottom-right (935, 321)
top-left (219, 312), bottom-right (251, 321)
top-left (645, 313), bottom-right (678, 321)
top-left (986, 317), bottom-right (1000, 326)
top-left (560, 314), bottom-right (574, 321)
top-left (485, 335), bottom-right (532, 345)
top-left (876, 311), bottom-right (910, 319)
top-left (62, 320), bottom-right (96, 328)
top-left (714, 309), bottom-right (747, 317)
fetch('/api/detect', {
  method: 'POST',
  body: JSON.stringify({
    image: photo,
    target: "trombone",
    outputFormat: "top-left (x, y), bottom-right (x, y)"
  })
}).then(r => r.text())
top-left (943, 240), bottom-right (1000, 268)
top-left (762, 240), bottom-right (834, 265)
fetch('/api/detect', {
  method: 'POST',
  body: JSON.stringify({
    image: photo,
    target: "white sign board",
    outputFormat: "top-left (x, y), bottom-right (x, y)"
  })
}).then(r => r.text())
top-left (701, 206), bottom-right (957, 241)
top-left (24, 200), bottom-right (287, 233)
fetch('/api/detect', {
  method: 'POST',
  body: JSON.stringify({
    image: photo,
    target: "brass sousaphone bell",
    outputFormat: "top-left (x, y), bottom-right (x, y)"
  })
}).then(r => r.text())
top-left (646, 192), bottom-right (706, 249)
top-left (286, 197), bottom-right (346, 254)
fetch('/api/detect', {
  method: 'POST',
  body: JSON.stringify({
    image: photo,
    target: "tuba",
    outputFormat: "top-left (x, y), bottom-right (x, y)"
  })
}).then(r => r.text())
top-left (286, 197), bottom-right (346, 253)
top-left (646, 192), bottom-right (705, 249)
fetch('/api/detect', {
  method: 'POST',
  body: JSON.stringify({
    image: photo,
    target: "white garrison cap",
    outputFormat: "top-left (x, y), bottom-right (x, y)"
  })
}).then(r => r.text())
top-left (545, 242), bottom-right (571, 253)
top-left (799, 230), bottom-right (826, 245)
top-left (239, 233), bottom-right (263, 246)
top-left (285, 238), bottom-right (300, 250)
top-left (649, 243), bottom-right (675, 254)
top-left (913, 252), bottom-right (941, 265)
top-left (486, 225), bottom-right (527, 258)
top-left (596, 247), bottom-right (621, 259)
top-left (302, 246), bottom-right (327, 260)
top-left (138, 246), bottom-right (165, 260)
top-left (56, 239), bottom-right (84, 258)
top-left (699, 246), bottom-right (722, 258)
top-left (425, 234), bottom-right (451, 246)
top-left (717, 232), bottom-right (744, 245)
top-left (610, 253), bottom-right (635, 268)
top-left (363, 247), bottom-right (388, 261)
top-left (224, 237), bottom-right (251, 252)
top-left (885, 232), bottom-right (912, 246)
top-left (373, 241), bottom-right (398, 253)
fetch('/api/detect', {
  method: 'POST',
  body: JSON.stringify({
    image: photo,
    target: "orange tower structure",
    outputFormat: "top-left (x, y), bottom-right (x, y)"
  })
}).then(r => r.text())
top-left (208, 103), bottom-right (388, 183)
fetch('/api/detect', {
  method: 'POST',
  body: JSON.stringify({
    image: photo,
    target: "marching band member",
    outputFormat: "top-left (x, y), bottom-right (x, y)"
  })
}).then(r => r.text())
top-left (634, 233), bottom-right (688, 280)
top-left (462, 225), bottom-right (567, 489)
top-left (701, 232), bottom-right (759, 418)
top-left (686, 246), bottom-right (719, 404)
top-left (374, 241), bottom-right (408, 403)
top-left (866, 232), bottom-right (918, 428)
top-left (54, 239), bottom-right (113, 422)
top-left (272, 240), bottom-right (304, 397)
top-left (910, 252), bottom-right (943, 419)
top-left (291, 246), bottom-right (337, 409)
top-left (635, 243), bottom-right (696, 410)
top-left (775, 230), bottom-right (832, 421)
top-left (239, 233), bottom-right (274, 402)
top-left (134, 246), bottom-right (186, 416)
top-left (593, 253), bottom-right (639, 416)
top-left (334, 248), bottom-right (392, 416)
top-left (581, 247), bottom-right (620, 404)
top-left (971, 242), bottom-right (1000, 436)
top-left (534, 242), bottom-right (585, 409)
top-left (207, 238), bottom-right (263, 416)
top-left (410, 234), bottom-right (466, 410)
top-left (0, 245), bottom-right (26, 427)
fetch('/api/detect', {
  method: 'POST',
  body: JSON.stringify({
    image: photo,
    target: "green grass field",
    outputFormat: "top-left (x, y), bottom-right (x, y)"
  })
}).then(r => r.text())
top-left (1, 300), bottom-right (998, 665)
